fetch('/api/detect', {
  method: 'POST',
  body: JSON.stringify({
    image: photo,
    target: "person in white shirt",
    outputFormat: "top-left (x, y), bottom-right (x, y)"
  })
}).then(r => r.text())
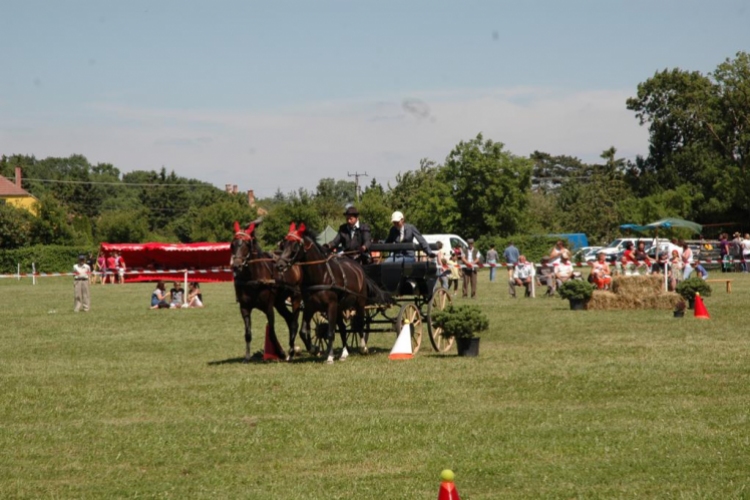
top-left (555, 252), bottom-right (575, 290)
top-left (461, 238), bottom-right (482, 298)
top-left (509, 255), bottom-right (534, 298)
top-left (73, 254), bottom-right (91, 312)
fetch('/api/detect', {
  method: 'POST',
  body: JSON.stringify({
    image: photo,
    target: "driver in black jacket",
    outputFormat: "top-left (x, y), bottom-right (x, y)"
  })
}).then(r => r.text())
top-left (325, 206), bottom-right (372, 264)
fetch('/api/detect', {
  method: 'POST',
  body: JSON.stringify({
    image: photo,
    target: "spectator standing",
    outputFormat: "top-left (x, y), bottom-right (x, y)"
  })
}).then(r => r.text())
top-left (485, 245), bottom-right (499, 282)
top-left (509, 255), bottom-right (534, 298)
top-left (718, 233), bottom-right (730, 272)
top-left (116, 252), bottom-right (127, 284)
top-left (73, 254), bottom-right (91, 312)
top-left (681, 241), bottom-right (694, 280)
top-left (435, 241), bottom-right (450, 289)
top-left (448, 250), bottom-right (461, 296)
top-left (549, 240), bottom-right (566, 265)
top-left (742, 233), bottom-right (750, 273)
top-left (503, 241), bottom-right (520, 280)
top-left (95, 252), bottom-right (106, 285)
top-left (461, 238), bottom-right (482, 298)
top-left (105, 253), bottom-right (117, 284)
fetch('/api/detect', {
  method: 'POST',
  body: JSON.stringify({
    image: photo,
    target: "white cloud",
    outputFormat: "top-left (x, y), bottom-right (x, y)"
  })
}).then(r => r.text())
top-left (1, 87), bottom-right (648, 198)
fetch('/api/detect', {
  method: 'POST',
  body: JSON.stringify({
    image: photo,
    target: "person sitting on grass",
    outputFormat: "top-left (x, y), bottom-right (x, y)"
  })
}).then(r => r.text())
top-left (536, 256), bottom-right (556, 296)
top-left (150, 281), bottom-right (170, 309)
top-left (591, 252), bottom-right (612, 290)
top-left (187, 282), bottom-right (204, 308)
top-left (170, 281), bottom-right (185, 309)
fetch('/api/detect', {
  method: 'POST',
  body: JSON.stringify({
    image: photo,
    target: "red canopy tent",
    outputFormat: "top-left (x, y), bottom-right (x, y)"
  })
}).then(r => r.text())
top-left (99, 242), bottom-right (232, 283)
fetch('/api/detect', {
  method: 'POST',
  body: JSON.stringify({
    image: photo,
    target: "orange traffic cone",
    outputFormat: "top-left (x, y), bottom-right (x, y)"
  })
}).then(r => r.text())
top-left (389, 320), bottom-right (414, 360)
top-left (437, 470), bottom-right (461, 500)
top-left (263, 324), bottom-right (285, 360)
top-left (694, 292), bottom-right (710, 319)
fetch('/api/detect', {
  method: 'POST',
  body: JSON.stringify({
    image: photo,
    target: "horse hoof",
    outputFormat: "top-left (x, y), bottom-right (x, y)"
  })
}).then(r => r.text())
top-left (360, 347), bottom-right (369, 355)
top-left (326, 356), bottom-right (335, 365)
top-left (242, 358), bottom-right (251, 364)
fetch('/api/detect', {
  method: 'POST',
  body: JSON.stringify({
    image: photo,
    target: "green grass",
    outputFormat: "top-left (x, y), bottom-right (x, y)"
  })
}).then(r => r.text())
top-left (1, 274), bottom-right (749, 499)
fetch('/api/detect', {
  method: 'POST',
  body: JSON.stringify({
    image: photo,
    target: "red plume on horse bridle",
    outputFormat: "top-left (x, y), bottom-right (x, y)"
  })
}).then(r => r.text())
top-left (233, 221), bottom-right (256, 241)
top-left (285, 222), bottom-right (306, 241)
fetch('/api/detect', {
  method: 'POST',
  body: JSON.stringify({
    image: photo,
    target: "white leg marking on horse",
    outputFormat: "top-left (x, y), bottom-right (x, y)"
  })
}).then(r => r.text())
top-left (340, 346), bottom-right (349, 361)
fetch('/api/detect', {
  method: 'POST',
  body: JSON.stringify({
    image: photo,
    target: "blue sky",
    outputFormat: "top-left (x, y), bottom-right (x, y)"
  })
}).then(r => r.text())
top-left (2, 0), bottom-right (748, 198)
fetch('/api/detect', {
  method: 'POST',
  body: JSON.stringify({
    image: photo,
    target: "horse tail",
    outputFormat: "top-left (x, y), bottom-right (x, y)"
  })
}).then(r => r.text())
top-left (364, 274), bottom-right (394, 306)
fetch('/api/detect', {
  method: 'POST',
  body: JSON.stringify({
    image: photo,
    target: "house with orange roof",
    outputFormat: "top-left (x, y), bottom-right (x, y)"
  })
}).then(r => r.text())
top-left (0, 167), bottom-right (38, 215)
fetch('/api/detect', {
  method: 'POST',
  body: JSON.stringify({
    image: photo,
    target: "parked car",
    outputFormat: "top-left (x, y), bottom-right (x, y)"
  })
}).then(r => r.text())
top-left (572, 246), bottom-right (602, 263)
top-left (423, 234), bottom-right (469, 255)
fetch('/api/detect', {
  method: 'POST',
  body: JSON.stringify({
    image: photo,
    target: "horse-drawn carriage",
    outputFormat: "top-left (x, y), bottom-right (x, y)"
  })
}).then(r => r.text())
top-left (305, 241), bottom-right (454, 355)
top-left (231, 221), bottom-right (454, 364)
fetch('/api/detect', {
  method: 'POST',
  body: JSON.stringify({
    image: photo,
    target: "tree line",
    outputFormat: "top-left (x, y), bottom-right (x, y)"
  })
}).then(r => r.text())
top-left (1, 52), bottom-right (748, 252)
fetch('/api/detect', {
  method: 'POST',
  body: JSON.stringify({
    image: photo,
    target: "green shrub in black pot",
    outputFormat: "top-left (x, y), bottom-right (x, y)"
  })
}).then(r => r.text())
top-left (433, 305), bottom-right (489, 356)
top-left (676, 278), bottom-right (712, 307)
top-left (557, 279), bottom-right (595, 310)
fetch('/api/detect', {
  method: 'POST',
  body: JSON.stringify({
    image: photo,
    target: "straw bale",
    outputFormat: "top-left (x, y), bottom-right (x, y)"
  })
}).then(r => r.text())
top-left (611, 274), bottom-right (663, 297)
top-left (640, 292), bottom-right (682, 310)
top-left (585, 290), bottom-right (681, 310)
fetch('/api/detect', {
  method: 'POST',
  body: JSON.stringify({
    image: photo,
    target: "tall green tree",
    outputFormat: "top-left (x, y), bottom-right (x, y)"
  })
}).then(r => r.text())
top-left (440, 134), bottom-right (532, 237)
top-left (626, 51), bottom-right (750, 222)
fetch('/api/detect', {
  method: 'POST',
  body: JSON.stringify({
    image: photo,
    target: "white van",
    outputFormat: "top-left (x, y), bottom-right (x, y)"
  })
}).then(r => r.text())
top-left (423, 234), bottom-right (470, 255)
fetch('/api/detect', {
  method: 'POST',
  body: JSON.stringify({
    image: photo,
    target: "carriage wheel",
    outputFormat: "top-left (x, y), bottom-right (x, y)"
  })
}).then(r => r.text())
top-left (396, 303), bottom-right (423, 354)
top-left (341, 309), bottom-right (362, 352)
top-left (428, 288), bottom-right (454, 352)
top-left (310, 312), bottom-right (329, 356)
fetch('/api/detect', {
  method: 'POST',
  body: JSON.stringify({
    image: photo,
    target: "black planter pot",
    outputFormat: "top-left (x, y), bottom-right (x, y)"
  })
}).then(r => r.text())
top-left (456, 337), bottom-right (480, 357)
top-left (569, 298), bottom-right (586, 310)
top-left (674, 310), bottom-right (685, 318)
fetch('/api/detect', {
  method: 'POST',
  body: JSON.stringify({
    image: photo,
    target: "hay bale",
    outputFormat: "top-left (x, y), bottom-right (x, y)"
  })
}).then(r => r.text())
top-left (611, 275), bottom-right (663, 297)
top-left (641, 292), bottom-right (682, 310)
top-left (586, 291), bottom-right (627, 310)
top-left (585, 290), bottom-right (682, 310)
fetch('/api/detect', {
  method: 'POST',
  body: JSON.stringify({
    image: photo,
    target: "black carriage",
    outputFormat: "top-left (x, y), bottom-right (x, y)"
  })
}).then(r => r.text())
top-left (308, 242), bottom-right (454, 354)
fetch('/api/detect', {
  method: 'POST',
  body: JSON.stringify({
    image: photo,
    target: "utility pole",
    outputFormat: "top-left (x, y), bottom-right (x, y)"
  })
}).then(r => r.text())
top-left (348, 171), bottom-right (368, 203)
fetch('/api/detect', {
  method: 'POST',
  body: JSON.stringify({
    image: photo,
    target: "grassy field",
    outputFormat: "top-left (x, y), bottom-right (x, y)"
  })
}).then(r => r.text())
top-left (1, 273), bottom-right (749, 499)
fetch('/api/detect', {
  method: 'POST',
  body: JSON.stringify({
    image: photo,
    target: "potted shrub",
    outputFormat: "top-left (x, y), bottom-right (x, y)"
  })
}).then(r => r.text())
top-left (433, 305), bottom-right (489, 357)
top-left (557, 279), bottom-right (595, 310)
top-left (676, 278), bottom-right (712, 309)
top-left (673, 299), bottom-right (687, 318)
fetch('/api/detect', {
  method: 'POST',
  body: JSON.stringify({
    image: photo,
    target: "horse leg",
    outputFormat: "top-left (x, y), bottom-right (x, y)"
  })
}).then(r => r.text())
top-left (265, 301), bottom-right (286, 360)
top-left (240, 305), bottom-right (252, 363)
top-left (276, 298), bottom-right (299, 361)
top-left (337, 316), bottom-right (349, 361)
top-left (353, 305), bottom-right (368, 354)
top-left (325, 301), bottom-right (338, 364)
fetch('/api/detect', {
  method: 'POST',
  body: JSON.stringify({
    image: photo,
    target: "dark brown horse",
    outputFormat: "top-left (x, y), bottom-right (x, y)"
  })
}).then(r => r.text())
top-left (276, 223), bottom-right (393, 364)
top-left (231, 221), bottom-right (311, 362)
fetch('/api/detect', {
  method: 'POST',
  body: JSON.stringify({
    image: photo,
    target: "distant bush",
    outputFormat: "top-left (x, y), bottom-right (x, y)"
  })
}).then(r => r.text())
top-left (0, 245), bottom-right (96, 274)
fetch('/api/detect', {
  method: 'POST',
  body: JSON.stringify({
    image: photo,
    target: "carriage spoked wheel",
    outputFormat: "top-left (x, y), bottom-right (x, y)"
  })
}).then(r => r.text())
top-left (395, 303), bottom-right (423, 354)
top-left (310, 312), bottom-right (329, 357)
top-left (427, 287), bottom-right (454, 352)
top-left (341, 309), bottom-right (366, 353)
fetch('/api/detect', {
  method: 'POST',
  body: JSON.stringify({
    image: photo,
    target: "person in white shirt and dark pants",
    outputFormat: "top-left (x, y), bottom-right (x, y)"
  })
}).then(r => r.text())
top-left (73, 254), bottom-right (91, 312)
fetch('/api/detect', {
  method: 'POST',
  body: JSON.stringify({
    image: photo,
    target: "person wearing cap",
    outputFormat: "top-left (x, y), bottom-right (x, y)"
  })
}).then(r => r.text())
top-left (385, 211), bottom-right (434, 262)
top-left (73, 254), bottom-right (91, 312)
top-left (460, 238), bottom-right (482, 298)
top-left (326, 206), bottom-right (372, 264)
